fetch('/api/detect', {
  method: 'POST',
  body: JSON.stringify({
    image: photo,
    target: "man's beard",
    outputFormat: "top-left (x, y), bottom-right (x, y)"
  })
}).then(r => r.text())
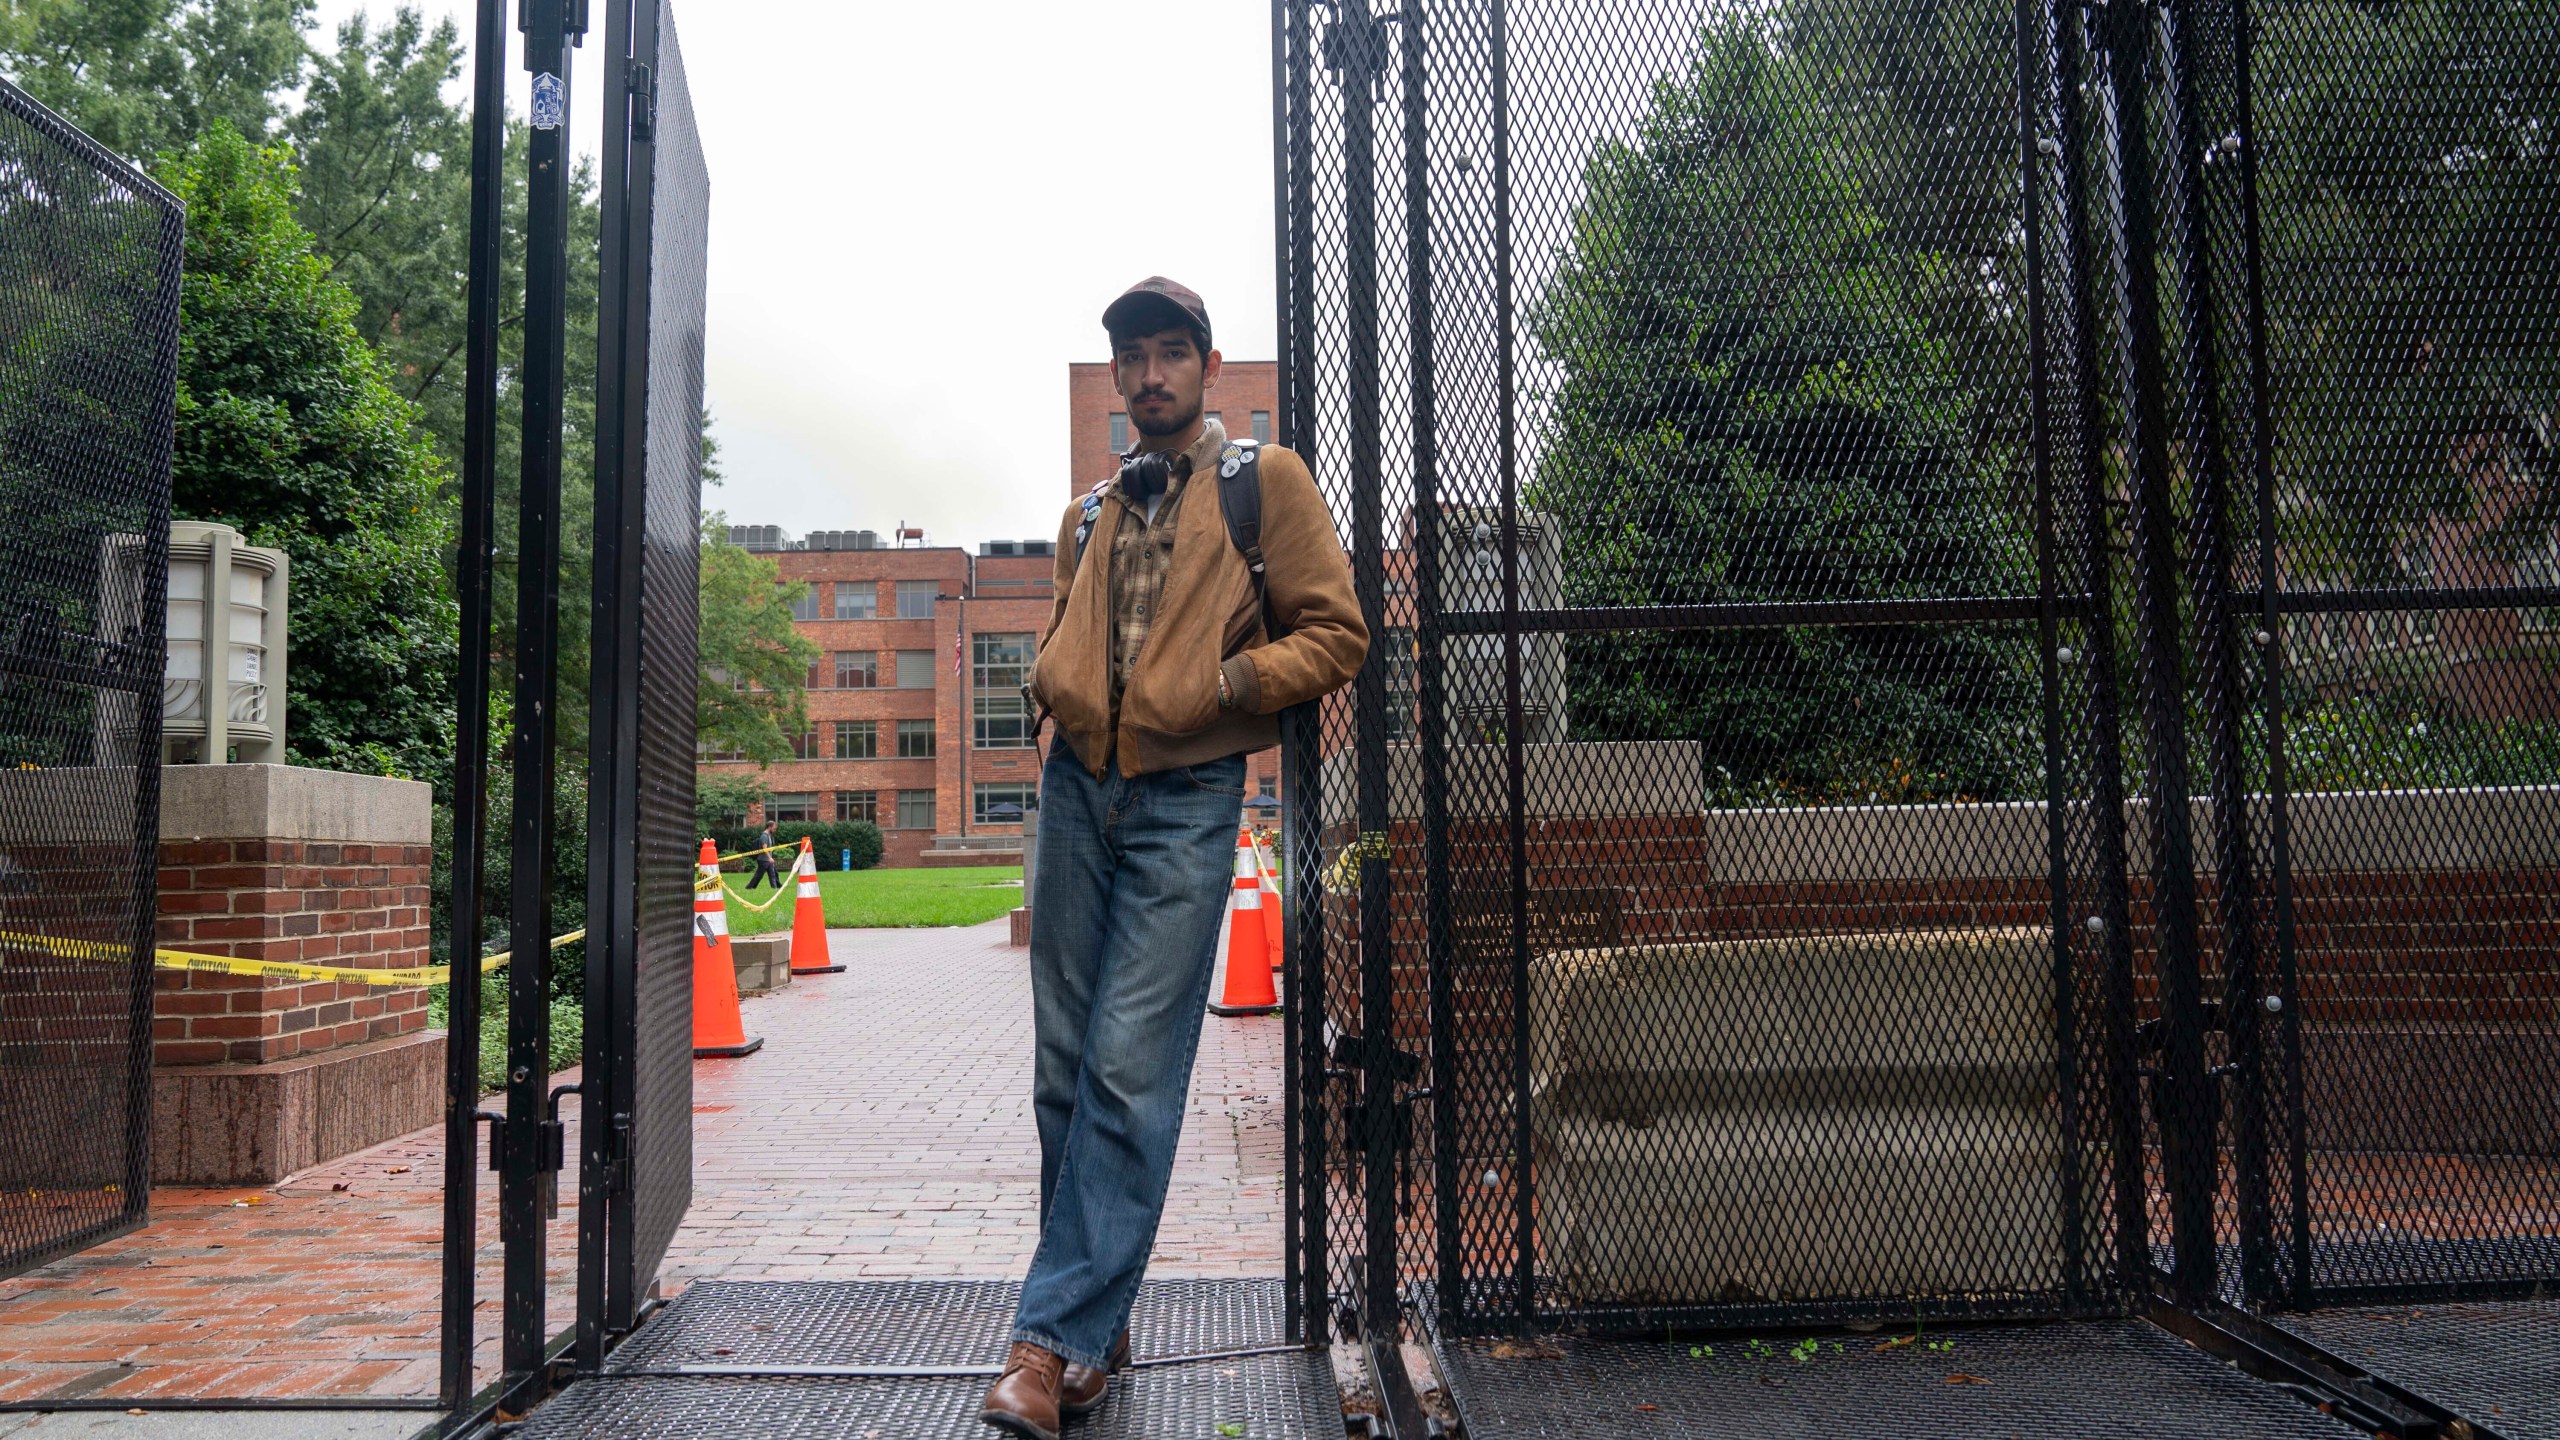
top-left (1131, 393), bottom-right (1202, 439)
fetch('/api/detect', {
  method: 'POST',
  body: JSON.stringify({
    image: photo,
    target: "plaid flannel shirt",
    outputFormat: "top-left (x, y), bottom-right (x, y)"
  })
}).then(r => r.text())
top-left (1108, 417), bottom-right (1230, 701)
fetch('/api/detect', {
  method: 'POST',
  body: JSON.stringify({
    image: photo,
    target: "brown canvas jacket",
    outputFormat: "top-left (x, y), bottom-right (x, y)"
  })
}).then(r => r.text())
top-left (1029, 439), bottom-right (1367, 777)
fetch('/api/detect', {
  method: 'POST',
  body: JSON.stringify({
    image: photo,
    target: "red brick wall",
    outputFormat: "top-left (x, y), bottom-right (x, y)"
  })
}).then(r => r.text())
top-left (153, 838), bottom-right (433, 1066)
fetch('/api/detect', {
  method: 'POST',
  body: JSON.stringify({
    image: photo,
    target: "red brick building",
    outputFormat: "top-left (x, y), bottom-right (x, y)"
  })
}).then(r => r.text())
top-left (697, 533), bottom-right (1054, 869)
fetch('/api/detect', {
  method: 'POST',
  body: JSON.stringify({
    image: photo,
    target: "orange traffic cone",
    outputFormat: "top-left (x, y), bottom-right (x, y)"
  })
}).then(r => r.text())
top-left (1210, 828), bottom-right (1281, 1016)
top-left (1256, 833), bottom-right (1285, 972)
top-left (692, 839), bottom-right (763, 1058)
top-left (787, 837), bottom-right (843, 975)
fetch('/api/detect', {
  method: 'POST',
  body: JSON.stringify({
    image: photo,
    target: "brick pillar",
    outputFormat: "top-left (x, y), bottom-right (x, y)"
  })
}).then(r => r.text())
top-left (149, 765), bottom-right (443, 1185)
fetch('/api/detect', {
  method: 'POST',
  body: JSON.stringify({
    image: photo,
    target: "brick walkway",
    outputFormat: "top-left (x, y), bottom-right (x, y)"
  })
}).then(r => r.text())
top-left (667, 919), bottom-right (1285, 1286)
top-left (0, 918), bottom-right (1285, 1403)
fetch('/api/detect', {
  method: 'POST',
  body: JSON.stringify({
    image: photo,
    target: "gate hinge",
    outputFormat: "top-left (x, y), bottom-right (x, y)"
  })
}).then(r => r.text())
top-left (626, 60), bottom-right (656, 141)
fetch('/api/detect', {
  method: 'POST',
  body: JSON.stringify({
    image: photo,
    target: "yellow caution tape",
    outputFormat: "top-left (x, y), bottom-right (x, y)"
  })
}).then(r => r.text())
top-left (715, 878), bottom-right (794, 912)
top-left (713, 841), bottom-right (794, 864)
top-left (0, 928), bottom-right (586, 988)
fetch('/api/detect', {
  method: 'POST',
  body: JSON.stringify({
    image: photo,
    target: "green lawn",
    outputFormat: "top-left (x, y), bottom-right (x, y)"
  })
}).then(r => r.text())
top-left (724, 865), bottom-right (1024, 934)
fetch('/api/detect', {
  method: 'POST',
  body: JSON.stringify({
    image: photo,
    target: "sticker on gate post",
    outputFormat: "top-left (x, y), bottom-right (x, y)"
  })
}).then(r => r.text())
top-left (531, 72), bottom-right (565, 130)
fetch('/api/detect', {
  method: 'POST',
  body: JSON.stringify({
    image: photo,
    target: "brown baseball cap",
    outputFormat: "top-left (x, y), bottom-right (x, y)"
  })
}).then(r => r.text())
top-left (1102, 276), bottom-right (1212, 348)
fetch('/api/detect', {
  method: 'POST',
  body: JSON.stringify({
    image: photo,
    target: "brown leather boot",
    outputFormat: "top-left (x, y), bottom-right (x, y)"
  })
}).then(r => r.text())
top-left (1058, 1329), bottom-right (1132, 1418)
top-left (980, 1342), bottom-right (1066, 1440)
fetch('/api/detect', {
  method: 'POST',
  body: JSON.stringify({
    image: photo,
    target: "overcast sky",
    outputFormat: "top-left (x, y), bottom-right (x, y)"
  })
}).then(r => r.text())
top-left (308, 0), bottom-right (1279, 550)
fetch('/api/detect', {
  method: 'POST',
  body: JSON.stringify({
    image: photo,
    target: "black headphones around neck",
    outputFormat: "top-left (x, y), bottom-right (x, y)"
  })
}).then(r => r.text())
top-left (1117, 448), bottom-right (1183, 504)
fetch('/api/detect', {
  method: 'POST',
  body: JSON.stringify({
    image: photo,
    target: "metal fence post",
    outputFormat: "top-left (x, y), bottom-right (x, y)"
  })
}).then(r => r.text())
top-left (439, 0), bottom-right (510, 1408)
top-left (1276, 0), bottom-right (1331, 1346)
top-left (2100, 0), bottom-right (2220, 1304)
top-left (2225, 0), bottom-right (2311, 1310)
top-left (502, 0), bottom-right (588, 1401)
top-left (2051, 0), bottom-right (2151, 1290)
top-left (2014, 0), bottom-right (2091, 1308)
top-left (2159, 0), bottom-right (2273, 1307)
top-left (1399, 0), bottom-right (1461, 1339)
top-left (1332, 0), bottom-right (1402, 1344)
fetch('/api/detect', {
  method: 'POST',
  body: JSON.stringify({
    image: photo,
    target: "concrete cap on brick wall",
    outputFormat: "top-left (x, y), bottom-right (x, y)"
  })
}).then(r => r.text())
top-left (161, 763), bottom-right (432, 844)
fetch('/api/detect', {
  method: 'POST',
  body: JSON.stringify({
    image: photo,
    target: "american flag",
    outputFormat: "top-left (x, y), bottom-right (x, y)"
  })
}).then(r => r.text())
top-left (953, 625), bottom-right (964, 678)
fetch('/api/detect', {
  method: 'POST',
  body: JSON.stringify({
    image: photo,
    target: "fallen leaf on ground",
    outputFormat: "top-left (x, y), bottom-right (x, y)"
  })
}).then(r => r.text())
top-left (1874, 1335), bottom-right (1915, 1352)
top-left (125, 1410), bottom-right (144, 1417)
top-left (1946, 1373), bottom-right (1989, 1385)
top-left (1488, 1340), bottom-right (1560, 1360)
top-left (385, 1165), bottom-right (411, 1175)
top-left (331, 1183), bottom-right (351, 1192)
top-left (1636, 1403), bottom-right (1659, 1412)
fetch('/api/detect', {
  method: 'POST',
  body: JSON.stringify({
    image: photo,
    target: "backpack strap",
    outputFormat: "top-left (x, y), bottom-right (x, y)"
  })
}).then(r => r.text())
top-left (1071, 476), bottom-right (1112, 568)
top-left (1215, 439), bottom-right (1288, 640)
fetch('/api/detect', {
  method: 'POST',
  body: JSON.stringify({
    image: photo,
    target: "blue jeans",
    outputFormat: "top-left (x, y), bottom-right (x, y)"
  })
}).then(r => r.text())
top-left (1012, 745), bottom-right (1246, 1368)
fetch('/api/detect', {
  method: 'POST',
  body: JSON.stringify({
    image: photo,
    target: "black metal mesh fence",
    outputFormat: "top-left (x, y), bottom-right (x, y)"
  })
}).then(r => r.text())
top-left (1278, 0), bottom-right (2560, 1340)
top-left (628, 0), bottom-right (709, 1315)
top-left (2216, 0), bottom-right (2560, 1306)
top-left (0, 78), bottom-right (179, 1280)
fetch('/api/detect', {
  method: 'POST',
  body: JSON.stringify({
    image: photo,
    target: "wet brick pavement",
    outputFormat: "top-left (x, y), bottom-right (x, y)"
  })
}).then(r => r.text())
top-left (0, 918), bottom-right (1286, 1402)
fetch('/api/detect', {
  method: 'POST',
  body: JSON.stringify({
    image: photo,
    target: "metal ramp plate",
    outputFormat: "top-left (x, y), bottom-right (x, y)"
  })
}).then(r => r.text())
top-left (2275, 1299), bottom-right (2560, 1440)
top-left (521, 1278), bottom-right (1345, 1439)
top-left (1428, 1317), bottom-right (2363, 1439)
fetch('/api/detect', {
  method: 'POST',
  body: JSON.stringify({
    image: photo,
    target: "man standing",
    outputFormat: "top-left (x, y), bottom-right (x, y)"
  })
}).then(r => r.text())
top-left (744, 820), bottom-right (783, 890)
top-left (981, 279), bottom-right (1366, 1437)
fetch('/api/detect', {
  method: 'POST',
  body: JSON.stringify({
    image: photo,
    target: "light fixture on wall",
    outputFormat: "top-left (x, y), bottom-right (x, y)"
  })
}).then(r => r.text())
top-left (164, 521), bottom-right (288, 765)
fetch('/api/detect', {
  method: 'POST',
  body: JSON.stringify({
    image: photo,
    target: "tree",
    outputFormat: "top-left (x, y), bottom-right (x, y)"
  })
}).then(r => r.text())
top-left (159, 121), bottom-right (456, 776)
top-left (286, 8), bottom-right (471, 441)
top-left (1525, 13), bottom-right (2039, 803)
top-left (0, 0), bottom-right (309, 163)
top-left (2249, 0), bottom-right (2560, 580)
top-left (696, 510), bottom-right (817, 766)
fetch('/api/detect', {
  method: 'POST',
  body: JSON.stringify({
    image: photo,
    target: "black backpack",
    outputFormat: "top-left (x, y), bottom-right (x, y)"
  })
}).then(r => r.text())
top-left (1073, 437), bottom-right (1284, 640)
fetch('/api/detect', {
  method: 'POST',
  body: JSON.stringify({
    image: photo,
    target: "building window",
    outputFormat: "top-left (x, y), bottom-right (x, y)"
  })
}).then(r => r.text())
top-left (1206, 410), bottom-right (1224, 431)
top-left (835, 651), bottom-right (878, 688)
top-left (1257, 775), bottom-right (1277, 800)
top-left (834, 720), bottom-right (876, 759)
top-left (783, 583), bottom-right (819, 622)
top-left (975, 782), bottom-right (1037, 825)
top-left (833, 584), bottom-right (877, 620)
top-left (787, 726), bottom-right (821, 759)
top-left (1252, 410), bottom-right (1272, 444)
top-left (897, 789), bottom-right (937, 830)
top-left (973, 632), bottom-right (1036, 748)
top-left (896, 650), bottom-right (935, 688)
top-left (835, 789), bottom-right (878, 824)
top-left (1108, 412), bottom-right (1129, 453)
top-left (896, 580), bottom-right (939, 619)
top-left (897, 718), bottom-right (937, 758)
top-left (767, 792), bottom-right (818, 823)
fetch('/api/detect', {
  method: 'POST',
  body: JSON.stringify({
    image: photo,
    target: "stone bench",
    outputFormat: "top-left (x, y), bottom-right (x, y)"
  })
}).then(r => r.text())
top-left (1527, 927), bottom-right (2076, 1305)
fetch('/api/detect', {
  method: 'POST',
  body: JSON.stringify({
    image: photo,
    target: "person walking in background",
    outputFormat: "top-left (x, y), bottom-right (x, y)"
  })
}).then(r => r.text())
top-left (978, 278), bottom-right (1367, 1438)
top-left (744, 820), bottom-right (783, 890)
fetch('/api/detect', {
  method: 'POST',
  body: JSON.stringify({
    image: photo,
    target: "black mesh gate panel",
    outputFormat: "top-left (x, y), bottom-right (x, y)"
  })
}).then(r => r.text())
top-left (1278, 0), bottom-right (2134, 1340)
top-left (2223, 0), bottom-right (2560, 1308)
top-left (627, 0), bottom-right (709, 1319)
top-left (0, 79), bottom-right (179, 1281)
top-left (1277, 0), bottom-right (2560, 1349)
top-left (583, 0), bottom-right (709, 1350)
